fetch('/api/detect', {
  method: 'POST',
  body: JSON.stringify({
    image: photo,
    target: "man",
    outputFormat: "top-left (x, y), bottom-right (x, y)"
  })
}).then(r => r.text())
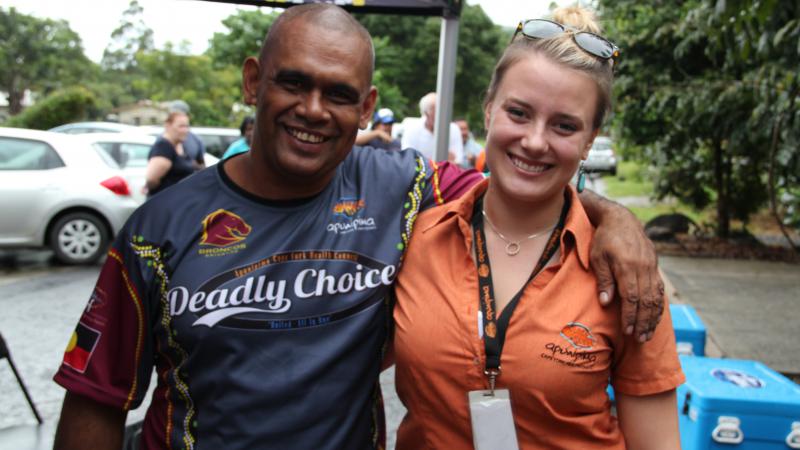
top-left (355, 107), bottom-right (401, 150)
top-left (400, 92), bottom-right (464, 163)
top-left (53, 5), bottom-right (663, 449)
top-left (455, 118), bottom-right (483, 168)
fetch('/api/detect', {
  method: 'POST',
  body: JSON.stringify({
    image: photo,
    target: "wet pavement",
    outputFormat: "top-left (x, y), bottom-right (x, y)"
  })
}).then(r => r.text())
top-left (660, 255), bottom-right (800, 379)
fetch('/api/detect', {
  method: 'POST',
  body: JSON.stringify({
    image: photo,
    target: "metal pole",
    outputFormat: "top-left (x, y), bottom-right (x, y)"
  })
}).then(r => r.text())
top-left (433, 15), bottom-right (460, 162)
top-left (0, 333), bottom-right (43, 424)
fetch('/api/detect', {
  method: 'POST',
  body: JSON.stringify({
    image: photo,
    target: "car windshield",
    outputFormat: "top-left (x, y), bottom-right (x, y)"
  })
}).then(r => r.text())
top-left (592, 141), bottom-right (612, 151)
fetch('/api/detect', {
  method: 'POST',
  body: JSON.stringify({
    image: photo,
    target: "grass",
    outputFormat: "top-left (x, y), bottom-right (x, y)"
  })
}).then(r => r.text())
top-left (600, 160), bottom-right (709, 226)
top-left (603, 160), bottom-right (653, 198)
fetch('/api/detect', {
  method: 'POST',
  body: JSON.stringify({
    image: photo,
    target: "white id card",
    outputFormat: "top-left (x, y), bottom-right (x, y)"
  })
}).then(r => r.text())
top-left (468, 389), bottom-right (519, 450)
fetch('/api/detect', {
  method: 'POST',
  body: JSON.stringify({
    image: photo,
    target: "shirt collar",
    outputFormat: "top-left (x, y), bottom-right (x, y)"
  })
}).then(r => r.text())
top-left (423, 178), bottom-right (592, 271)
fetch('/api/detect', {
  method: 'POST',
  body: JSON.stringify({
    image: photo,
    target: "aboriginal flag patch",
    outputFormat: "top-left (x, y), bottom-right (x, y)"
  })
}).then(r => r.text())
top-left (63, 322), bottom-right (101, 373)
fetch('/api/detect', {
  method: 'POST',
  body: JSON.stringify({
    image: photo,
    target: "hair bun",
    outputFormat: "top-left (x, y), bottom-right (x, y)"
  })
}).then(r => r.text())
top-left (551, 6), bottom-right (602, 34)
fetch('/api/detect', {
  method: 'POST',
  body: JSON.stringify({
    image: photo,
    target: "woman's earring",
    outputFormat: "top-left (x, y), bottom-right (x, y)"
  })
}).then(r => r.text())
top-left (576, 160), bottom-right (586, 193)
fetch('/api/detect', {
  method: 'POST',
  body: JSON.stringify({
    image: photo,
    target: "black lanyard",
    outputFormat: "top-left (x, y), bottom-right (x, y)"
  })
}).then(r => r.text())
top-left (471, 193), bottom-right (570, 391)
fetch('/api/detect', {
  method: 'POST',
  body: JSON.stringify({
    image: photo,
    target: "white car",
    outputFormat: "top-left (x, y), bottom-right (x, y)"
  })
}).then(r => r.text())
top-left (49, 121), bottom-right (140, 134)
top-left (138, 125), bottom-right (240, 157)
top-left (0, 128), bottom-right (139, 264)
top-left (76, 133), bottom-right (218, 205)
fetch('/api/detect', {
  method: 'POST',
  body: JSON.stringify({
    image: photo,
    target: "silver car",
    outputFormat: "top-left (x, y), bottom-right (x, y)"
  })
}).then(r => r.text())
top-left (584, 136), bottom-right (618, 175)
top-left (0, 128), bottom-right (139, 264)
top-left (77, 133), bottom-right (219, 205)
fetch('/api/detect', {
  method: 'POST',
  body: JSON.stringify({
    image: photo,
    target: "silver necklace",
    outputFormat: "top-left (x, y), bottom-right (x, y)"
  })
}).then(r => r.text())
top-left (481, 208), bottom-right (557, 256)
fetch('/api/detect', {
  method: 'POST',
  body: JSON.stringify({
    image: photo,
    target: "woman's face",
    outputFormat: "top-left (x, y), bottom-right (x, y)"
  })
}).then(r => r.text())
top-left (484, 53), bottom-right (598, 206)
top-left (165, 113), bottom-right (190, 143)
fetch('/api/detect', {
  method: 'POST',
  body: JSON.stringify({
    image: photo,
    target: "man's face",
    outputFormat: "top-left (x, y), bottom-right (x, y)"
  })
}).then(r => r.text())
top-left (243, 17), bottom-right (376, 195)
top-left (424, 104), bottom-right (436, 132)
top-left (376, 122), bottom-right (393, 135)
top-left (456, 120), bottom-right (469, 145)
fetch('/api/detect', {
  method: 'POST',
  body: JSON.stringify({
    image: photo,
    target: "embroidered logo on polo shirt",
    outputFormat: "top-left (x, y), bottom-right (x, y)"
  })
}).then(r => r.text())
top-left (327, 197), bottom-right (377, 235)
top-left (198, 209), bottom-right (251, 256)
top-left (560, 322), bottom-right (596, 349)
top-left (540, 322), bottom-right (599, 368)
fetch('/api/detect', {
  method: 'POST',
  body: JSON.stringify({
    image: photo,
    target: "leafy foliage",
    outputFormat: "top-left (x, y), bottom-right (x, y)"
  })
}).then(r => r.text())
top-left (355, 3), bottom-right (507, 131)
top-left (600, 0), bottom-right (800, 237)
top-left (101, 0), bottom-right (154, 71)
top-left (5, 86), bottom-right (97, 129)
top-left (0, 7), bottom-right (94, 115)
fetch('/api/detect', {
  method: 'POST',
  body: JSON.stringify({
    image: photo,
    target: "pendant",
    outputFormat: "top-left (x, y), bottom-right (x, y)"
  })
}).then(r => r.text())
top-left (505, 242), bottom-right (521, 256)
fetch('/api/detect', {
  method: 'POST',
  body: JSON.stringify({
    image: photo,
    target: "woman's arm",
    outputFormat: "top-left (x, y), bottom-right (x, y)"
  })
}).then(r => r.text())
top-left (144, 156), bottom-right (173, 192)
top-left (616, 390), bottom-right (680, 450)
top-left (579, 189), bottom-right (663, 342)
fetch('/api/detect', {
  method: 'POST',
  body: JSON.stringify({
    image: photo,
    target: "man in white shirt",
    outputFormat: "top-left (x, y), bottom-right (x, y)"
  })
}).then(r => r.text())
top-left (400, 92), bottom-right (464, 163)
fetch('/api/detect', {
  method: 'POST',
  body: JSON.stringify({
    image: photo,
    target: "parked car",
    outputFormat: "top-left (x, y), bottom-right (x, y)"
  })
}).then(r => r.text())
top-left (584, 136), bottom-right (618, 175)
top-left (76, 133), bottom-right (219, 205)
top-left (49, 121), bottom-right (140, 134)
top-left (0, 128), bottom-right (138, 264)
top-left (137, 125), bottom-right (240, 157)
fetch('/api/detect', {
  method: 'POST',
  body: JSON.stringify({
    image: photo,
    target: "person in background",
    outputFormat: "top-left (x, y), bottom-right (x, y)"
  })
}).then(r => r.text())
top-left (169, 100), bottom-right (206, 169)
top-left (455, 118), bottom-right (483, 168)
top-left (401, 92), bottom-right (464, 163)
top-left (143, 110), bottom-right (202, 198)
top-left (355, 107), bottom-right (401, 150)
top-left (392, 6), bottom-right (683, 449)
top-left (222, 115), bottom-right (256, 159)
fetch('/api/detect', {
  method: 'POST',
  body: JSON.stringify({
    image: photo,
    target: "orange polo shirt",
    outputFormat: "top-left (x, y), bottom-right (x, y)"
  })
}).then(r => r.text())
top-left (393, 179), bottom-right (684, 449)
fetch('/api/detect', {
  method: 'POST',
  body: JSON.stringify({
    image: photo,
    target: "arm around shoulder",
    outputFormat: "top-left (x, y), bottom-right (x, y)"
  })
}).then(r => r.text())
top-left (579, 189), bottom-right (664, 342)
top-left (53, 391), bottom-right (127, 450)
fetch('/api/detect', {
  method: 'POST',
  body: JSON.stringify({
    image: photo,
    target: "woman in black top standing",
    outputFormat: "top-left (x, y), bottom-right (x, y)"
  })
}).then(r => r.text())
top-left (144, 111), bottom-right (203, 198)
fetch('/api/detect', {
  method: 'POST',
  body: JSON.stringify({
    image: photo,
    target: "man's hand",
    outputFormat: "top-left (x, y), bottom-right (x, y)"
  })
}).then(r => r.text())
top-left (580, 190), bottom-right (664, 343)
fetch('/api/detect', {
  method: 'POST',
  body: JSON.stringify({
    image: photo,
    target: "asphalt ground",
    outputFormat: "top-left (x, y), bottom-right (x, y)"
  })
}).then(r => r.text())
top-left (660, 255), bottom-right (800, 382)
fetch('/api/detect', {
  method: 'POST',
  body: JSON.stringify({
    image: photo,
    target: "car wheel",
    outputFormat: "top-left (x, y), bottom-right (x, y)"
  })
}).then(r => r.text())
top-left (50, 212), bottom-right (109, 265)
top-left (610, 167), bottom-right (617, 176)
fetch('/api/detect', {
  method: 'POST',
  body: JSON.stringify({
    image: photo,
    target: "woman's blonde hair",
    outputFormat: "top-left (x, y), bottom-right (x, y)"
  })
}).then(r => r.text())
top-left (484, 6), bottom-right (614, 130)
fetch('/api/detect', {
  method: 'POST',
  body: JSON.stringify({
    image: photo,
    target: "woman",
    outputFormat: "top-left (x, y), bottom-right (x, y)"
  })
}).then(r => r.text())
top-left (393, 7), bottom-right (684, 449)
top-left (144, 111), bottom-right (200, 197)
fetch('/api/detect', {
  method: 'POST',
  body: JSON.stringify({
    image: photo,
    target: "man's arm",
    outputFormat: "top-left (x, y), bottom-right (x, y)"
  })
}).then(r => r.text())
top-left (53, 392), bottom-right (127, 450)
top-left (579, 189), bottom-right (664, 342)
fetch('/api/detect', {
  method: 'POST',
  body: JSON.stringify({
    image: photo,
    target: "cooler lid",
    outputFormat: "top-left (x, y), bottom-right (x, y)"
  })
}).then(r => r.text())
top-left (669, 304), bottom-right (706, 334)
top-left (680, 356), bottom-right (800, 416)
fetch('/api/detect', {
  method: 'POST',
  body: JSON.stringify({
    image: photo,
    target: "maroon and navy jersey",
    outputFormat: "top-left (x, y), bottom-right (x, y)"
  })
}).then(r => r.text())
top-left (54, 146), bottom-right (481, 450)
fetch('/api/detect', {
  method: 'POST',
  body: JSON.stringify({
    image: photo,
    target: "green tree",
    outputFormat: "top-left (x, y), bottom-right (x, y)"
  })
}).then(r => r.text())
top-left (5, 86), bottom-right (97, 129)
top-left (600, 0), bottom-right (799, 238)
top-left (355, 3), bottom-right (506, 129)
top-left (0, 7), bottom-right (94, 115)
top-left (101, 0), bottom-right (154, 71)
top-left (135, 46), bottom-right (241, 125)
top-left (207, 9), bottom-right (280, 69)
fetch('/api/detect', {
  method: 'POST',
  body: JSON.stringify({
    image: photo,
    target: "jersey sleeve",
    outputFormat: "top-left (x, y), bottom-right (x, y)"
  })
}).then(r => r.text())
top-left (148, 138), bottom-right (176, 162)
top-left (610, 302), bottom-right (686, 396)
top-left (53, 229), bottom-right (156, 411)
top-left (421, 160), bottom-right (484, 210)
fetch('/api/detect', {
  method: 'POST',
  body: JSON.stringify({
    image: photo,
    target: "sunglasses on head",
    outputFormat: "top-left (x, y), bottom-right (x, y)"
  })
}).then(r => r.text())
top-left (512, 19), bottom-right (620, 67)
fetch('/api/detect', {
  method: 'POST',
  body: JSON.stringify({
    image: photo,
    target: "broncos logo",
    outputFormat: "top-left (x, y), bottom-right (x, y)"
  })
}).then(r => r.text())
top-left (560, 322), bottom-right (596, 349)
top-left (200, 209), bottom-right (252, 247)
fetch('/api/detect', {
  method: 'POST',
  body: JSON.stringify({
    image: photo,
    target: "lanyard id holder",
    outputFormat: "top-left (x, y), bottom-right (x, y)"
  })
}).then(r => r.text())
top-left (468, 389), bottom-right (520, 450)
top-left (466, 193), bottom-right (569, 450)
